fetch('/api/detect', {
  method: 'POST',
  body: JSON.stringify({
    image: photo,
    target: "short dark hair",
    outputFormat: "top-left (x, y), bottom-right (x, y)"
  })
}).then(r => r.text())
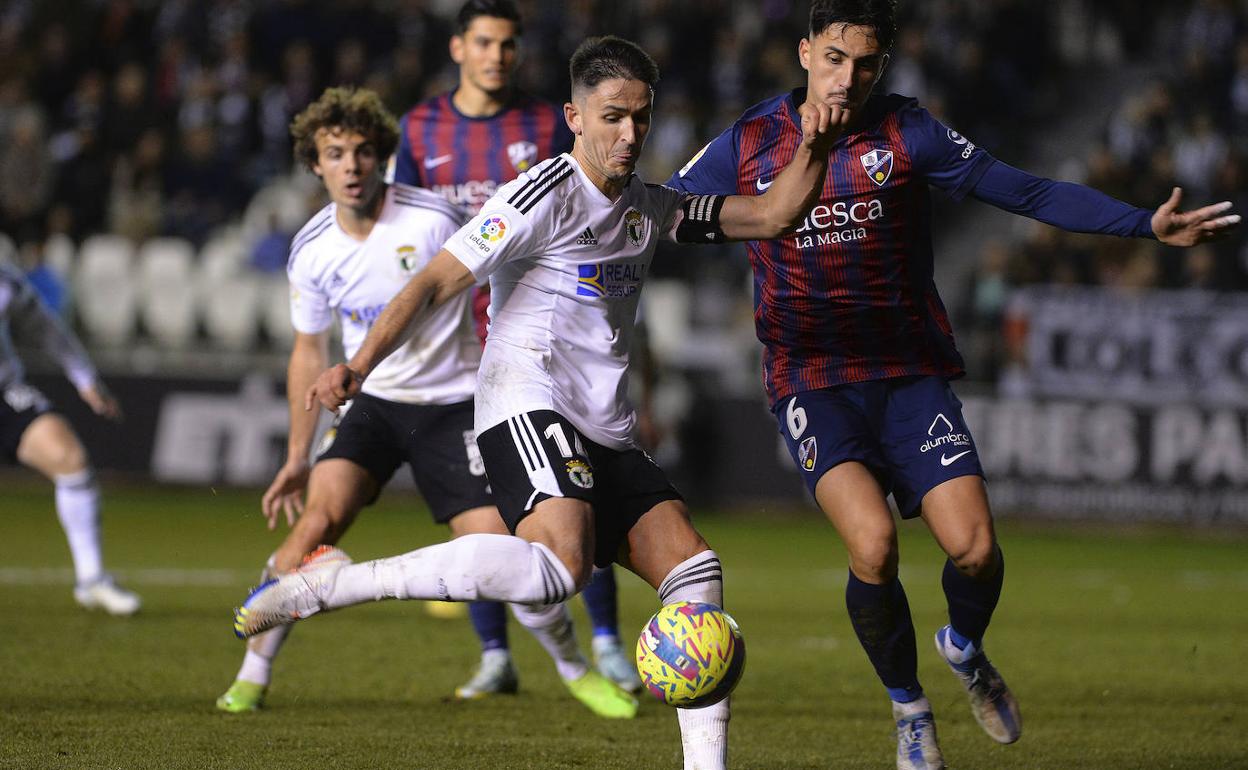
top-left (456, 0), bottom-right (522, 36)
top-left (289, 87), bottom-right (399, 171)
top-left (569, 36), bottom-right (660, 97)
top-left (810, 0), bottom-right (898, 52)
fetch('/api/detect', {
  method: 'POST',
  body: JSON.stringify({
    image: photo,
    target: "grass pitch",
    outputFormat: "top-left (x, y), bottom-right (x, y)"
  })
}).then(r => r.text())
top-left (0, 478), bottom-right (1244, 769)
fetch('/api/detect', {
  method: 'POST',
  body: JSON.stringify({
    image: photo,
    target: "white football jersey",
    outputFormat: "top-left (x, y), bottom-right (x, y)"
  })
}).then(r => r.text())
top-left (288, 183), bottom-right (479, 405)
top-left (443, 153), bottom-right (685, 450)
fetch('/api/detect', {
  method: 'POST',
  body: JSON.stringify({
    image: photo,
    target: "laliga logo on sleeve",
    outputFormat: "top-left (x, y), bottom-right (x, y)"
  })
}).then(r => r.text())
top-left (479, 216), bottom-right (507, 242)
top-left (464, 214), bottom-right (510, 255)
top-left (859, 148), bottom-right (893, 187)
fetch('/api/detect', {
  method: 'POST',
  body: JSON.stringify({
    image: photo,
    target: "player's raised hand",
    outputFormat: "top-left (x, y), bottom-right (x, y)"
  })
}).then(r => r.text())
top-left (1151, 187), bottom-right (1241, 247)
top-left (798, 100), bottom-right (851, 154)
top-left (305, 363), bottom-right (363, 413)
top-left (261, 461), bottom-right (309, 529)
top-left (79, 382), bottom-right (122, 422)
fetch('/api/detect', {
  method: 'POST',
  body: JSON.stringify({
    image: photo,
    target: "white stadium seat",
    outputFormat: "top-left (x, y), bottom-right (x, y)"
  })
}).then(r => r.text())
top-left (197, 232), bottom-right (261, 350)
top-left (137, 237), bottom-right (197, 348)
top-left (75, 234), bottom-right (137, 346)
top-left (640, 279), bottom-right (692, 363)
top-left (260, 273), bottom-right (294, 349)
top-left (43, 233), bottom-right (75, 279)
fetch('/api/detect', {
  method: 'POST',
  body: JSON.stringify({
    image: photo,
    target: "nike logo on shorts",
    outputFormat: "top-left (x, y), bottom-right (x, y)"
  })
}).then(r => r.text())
top-left (756, 178), bottom-right (773, 191)
top-left (424, 154), bottom-right (454, 169)
top-left (940, 450), bottom-right (973, 466)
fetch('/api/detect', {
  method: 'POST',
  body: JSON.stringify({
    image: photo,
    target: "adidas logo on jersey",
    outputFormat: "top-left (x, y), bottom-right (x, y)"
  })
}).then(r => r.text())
top-left (576, 227), bottom-right (598, 246)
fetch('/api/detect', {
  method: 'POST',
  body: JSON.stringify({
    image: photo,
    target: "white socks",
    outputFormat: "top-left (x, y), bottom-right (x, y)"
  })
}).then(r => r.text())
top-left (54, 470), bottom-right (103, 585)
top-left (660, 550), bottom-right (730, 770)
top-left (509, 601), bottom-right (589, 681)
top-left (323, 534), bottom-right (578, 609)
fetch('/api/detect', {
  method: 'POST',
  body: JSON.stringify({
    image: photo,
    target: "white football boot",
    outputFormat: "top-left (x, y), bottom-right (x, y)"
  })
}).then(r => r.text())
top-left (592, 635), bottom-right (642, 693)
top-left (454, 649), bottom-right (519, 699)
top-left (74, 575), bottom-right (141, 616)
top-left (934, 625), bottom-right (1022, 744)
top-left (893, 700), bottom-right (946, 770)
top-left (233, 546), bottom-right (351, 638)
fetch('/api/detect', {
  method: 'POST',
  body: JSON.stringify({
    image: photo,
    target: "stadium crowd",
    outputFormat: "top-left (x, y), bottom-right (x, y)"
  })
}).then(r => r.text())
top-left (0, 0), bottom-right (1244, 380)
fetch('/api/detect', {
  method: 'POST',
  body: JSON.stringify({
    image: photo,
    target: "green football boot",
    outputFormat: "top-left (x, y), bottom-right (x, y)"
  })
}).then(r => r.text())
top-left (563, 670), bottom-right (638, 719)
top-left (216, 680), bottom-right (267, 713)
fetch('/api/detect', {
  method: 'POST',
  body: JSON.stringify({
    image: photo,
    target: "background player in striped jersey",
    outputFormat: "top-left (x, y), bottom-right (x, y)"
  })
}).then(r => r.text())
top-left (667, 1), bottom-right (1241, 768)
top-left (392, 0), bottom-right (639, 700)
top-left (0, 260), bottom-right (138, 616)
top-left (235, 35), bottom-right (847, 770)
top-left (217, 87), bottom-right (636, 720)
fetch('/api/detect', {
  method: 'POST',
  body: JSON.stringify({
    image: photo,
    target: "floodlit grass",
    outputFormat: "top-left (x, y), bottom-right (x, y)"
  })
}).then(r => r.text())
top-left (0, 478), bottom-right (1244, 768)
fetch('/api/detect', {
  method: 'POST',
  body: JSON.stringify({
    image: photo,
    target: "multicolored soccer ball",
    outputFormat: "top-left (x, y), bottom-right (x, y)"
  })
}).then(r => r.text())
top-left (635, 601), bottom-right (746, 708)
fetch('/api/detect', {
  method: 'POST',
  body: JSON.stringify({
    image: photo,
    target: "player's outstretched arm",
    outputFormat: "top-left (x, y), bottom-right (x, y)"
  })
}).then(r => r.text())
top-left (1151, 187), bottom-right (1241, 246)
top-left (305, 250), bottom-right (475, 412)
top-left (263, 331), bottom-right (329, 528)
top-left (78, 382), bottom-right (122, 422)
top-left (715, 101), bottom-right (845, 240)
top-left (969, 161), bottom-right (1241, 243)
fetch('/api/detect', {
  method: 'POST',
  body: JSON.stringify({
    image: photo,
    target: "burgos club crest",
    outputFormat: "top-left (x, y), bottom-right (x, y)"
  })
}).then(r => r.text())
top-left (860, 148), bottom-right (893, 187)
top-left (464, 214), bottom-right (509, 255)
top-left (396, 244), bottom-right (419, 272)
top-left (566, 459), bottom-right (594, 489)
top-left (508, 141), bottom-right (538, 172)
top-left (624, 209), bottom-right (645, 246)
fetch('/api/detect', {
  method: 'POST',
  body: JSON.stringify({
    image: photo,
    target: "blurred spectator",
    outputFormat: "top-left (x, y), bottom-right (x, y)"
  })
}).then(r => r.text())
top-left (50, 125), bottom-right (111, 239)
top-left (162, 125), bottom-right (246, 246)
top-left (0, 105), bottom-right (54, 238)
top-left (109, 127), bottom-right (166, 243)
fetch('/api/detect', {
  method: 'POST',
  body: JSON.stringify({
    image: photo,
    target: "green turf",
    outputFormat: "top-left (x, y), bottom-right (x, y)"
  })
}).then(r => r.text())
top-left (0, 478), bottom-right (1244, 769)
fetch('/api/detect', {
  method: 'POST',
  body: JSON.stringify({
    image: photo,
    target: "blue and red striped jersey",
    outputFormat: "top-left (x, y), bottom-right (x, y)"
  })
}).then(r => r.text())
top-left (668, 89), bottom-right (994, 406)
top-left (394, 90), bottom-right (574, 215)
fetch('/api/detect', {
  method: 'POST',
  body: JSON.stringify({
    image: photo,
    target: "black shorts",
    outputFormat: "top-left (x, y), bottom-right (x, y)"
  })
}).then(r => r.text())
top-left (0, 383), bottom-right (52, 463)
top-left (476, 410), bottom-right (682, 568)
top-left (315, 393), bottom-right (492, 524)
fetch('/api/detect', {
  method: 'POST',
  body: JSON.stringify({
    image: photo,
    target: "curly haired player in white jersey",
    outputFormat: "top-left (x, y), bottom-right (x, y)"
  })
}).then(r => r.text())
top-left (232, 38), bottom-right (847, 768)
top-left (0, 260), bottom-right (138, 615)
top-left (216, 87), bottom-right (636, 720)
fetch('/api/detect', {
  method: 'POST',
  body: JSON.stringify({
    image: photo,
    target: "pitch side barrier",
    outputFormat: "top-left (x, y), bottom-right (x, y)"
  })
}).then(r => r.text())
top-left (969, 285), bottom-right (1248, 526)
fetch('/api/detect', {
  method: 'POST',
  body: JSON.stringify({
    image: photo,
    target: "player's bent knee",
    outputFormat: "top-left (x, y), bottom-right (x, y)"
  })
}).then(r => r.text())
top-left (950, 538), bottom-right (999, 579)
top-left (849, 542), bottom-right (899, 583)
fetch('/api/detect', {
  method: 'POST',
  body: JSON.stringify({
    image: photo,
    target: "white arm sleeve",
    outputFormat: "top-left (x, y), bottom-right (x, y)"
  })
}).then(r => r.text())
top-left (287, 252), bottom-right (332, 335)
top-left (442, 200), bottom-right (546, 282)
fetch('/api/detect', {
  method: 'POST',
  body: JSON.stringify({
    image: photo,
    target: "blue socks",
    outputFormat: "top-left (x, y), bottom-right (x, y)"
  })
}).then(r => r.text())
top-left (581, 565), bottom-right (620, 639)
top-left (845, 570), bottom-right (922, 703)
top-left (941, 548), bottom-right (1004, 649)
top-left (468, 601), bottom-right (509, 651)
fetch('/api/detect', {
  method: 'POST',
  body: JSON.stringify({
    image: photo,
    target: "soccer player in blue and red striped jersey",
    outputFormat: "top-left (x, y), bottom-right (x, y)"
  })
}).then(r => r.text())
top-left (392, 0), bottom-right (638, 703)
top-left (669, 1), bottom-right (1240, 768)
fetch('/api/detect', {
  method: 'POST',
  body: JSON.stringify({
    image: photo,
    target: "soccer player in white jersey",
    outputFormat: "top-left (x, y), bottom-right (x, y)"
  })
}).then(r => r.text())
top-left (233, 38), bottom-right (843, 767)
top-left (0, 259), bottom-right (138, 615)
top-left (216, 87), bottom-right (636, 720)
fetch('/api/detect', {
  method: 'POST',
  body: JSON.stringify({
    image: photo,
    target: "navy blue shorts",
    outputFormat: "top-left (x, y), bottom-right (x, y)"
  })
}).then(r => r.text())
top-left (773, 376), bottom-right (984, 518)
